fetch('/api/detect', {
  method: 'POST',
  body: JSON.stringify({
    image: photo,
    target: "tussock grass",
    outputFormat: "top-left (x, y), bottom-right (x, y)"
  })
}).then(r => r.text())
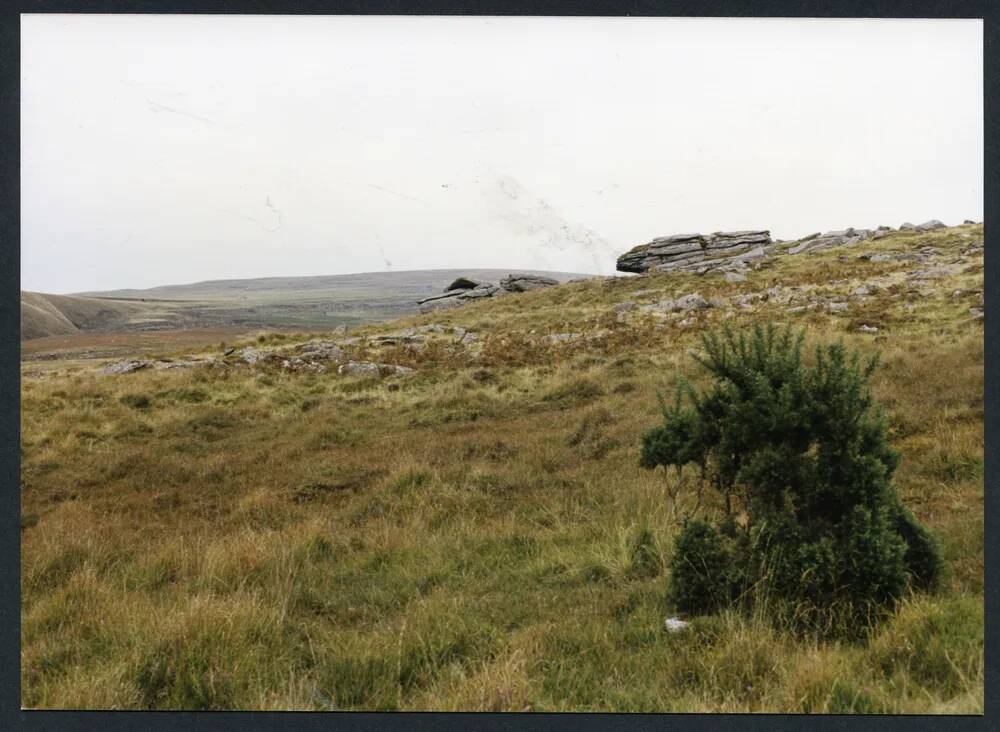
top-left (21, 226), bottom-right (983, 710)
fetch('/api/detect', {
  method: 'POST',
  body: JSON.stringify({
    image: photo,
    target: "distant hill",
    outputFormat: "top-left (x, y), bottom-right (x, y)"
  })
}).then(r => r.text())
top-left (22, 269), bottom-right (591, 340)
top-left (77, 269), bottom-right (589, 302)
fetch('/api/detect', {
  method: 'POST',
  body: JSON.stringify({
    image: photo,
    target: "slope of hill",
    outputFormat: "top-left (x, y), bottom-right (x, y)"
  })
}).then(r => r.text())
top-left (20, 224), bottom-right (983, 711)
top-left (20, 291), bottom-right (158, 340)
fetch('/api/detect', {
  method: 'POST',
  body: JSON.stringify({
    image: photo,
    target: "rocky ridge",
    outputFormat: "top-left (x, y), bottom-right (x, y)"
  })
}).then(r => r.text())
top-left (87, 220), bottom-right (981, 383)
top-left (418, 274), bottom-right (560, 313)
top-left (616, 220), bottom-right (953, 275)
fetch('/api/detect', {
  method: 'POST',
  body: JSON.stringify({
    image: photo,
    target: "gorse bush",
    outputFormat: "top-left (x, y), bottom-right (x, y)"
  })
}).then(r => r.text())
top-left (641, 324), bottom-right (941, 634)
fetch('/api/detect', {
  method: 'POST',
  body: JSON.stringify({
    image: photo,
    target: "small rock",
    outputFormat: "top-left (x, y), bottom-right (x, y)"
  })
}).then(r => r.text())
top-left (970, 307), bottom-right (984, 320)
top-left (826, 302), bottom-right (849, 313)
top-left (222, 347), bottom-right (236, 356)
top-left (916, 219), bottom-right (946, 231)
top-left (723, 271), bottom-right (747, 283)
top-left (460, 332), bottom-right (479, 345)
top-left (859, 324), bottom-right (879, 334)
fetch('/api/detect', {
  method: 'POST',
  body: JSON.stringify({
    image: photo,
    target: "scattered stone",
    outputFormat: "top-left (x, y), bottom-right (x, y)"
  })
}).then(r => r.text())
top-left (963, 219), bottom-right (978, 225)
top-left (916, 219), bottom-right (946, 231)
top-left (850, 285), bottom-right (875, 298)
top-left (723, 271), bottom-right (747, 283)
top-left (460, 332), bottom-right (479, 345)
top-left (281, 357), bottom-right (327, 373)
top-left (612, 300), bottom-right (638, 313)
top-left (826, 302), bottom-right (849, 313)
top-left (859, 324), bottom-right (879, 334)
top-left (222, 347), bottom-right (236, 356)
top-left (970, 307), bottom-right (984, 321)
top-left (102, 359), bottom-right (150, 375)
top-left (951, 289), bottom-right (981, 300)
top-left (298, 341), bottom-right (344, 361)
top-left (899, 222), bottom-right (917, 231)
top-left (546, 332), bottom-right (582, 344)
top-left (675, 292), bottom-right (711, 311)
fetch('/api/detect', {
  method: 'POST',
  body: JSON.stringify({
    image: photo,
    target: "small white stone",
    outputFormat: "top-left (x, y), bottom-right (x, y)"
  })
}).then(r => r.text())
top-left (664, 617), bottom-right (689, 633)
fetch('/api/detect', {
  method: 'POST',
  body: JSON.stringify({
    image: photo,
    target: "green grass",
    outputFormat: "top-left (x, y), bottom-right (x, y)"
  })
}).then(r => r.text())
top-left (20, 225), bottom-right (983, 711)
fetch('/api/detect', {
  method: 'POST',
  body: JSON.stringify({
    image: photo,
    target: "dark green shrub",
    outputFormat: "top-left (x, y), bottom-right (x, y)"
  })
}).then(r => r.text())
top-left (892, 503), bottom-right (943, 590)
top-left (668, 520), bottom-right (739, 614)
top-left (643, 324), bottom-right (941, 633)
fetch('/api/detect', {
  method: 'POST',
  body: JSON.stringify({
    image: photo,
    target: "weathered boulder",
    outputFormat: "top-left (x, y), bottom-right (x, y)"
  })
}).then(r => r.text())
top-left (500, 274), bottom-right (559, 292)
top-left (338, 361), bottom-right (413, 377)
top-left (446, 277), bottom-right (483, 291)
top-left (916, 219), bottom-right (947, 231)
top-left (617, 231), bottom-right (771, 274)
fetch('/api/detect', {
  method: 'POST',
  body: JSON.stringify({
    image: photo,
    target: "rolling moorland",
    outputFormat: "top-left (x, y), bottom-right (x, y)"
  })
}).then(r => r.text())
top-left (20, 224), bottom-right (983, 711)
top-left (21, 269), bottom-right (585, 341)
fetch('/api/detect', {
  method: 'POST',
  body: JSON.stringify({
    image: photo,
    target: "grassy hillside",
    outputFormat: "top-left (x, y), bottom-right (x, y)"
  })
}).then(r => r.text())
top-left (20, 292), bottom-right (158, 340)
top-left (20, 225), bottom-right (983, 711)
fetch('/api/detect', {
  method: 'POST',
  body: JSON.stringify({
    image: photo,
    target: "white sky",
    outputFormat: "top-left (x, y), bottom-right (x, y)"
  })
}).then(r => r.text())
top-left (21, 15), bottom-right (983, 294)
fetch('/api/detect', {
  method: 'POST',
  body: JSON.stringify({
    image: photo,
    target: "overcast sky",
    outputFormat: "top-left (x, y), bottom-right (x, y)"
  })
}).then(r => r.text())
top-left (21, 15), bottom-right (983, 294)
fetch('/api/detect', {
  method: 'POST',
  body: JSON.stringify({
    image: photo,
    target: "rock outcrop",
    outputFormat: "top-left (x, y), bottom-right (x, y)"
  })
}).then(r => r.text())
top-left (616, 220), bottom-right (952, 276)
top-left (616, 231), bottom-right (772, 274)
top-left (418, 273), bottom-right (558, 313)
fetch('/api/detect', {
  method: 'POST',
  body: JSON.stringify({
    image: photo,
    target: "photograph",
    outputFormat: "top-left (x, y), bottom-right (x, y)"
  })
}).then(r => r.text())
top-left (18, 13), bottom-right (984, 712)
